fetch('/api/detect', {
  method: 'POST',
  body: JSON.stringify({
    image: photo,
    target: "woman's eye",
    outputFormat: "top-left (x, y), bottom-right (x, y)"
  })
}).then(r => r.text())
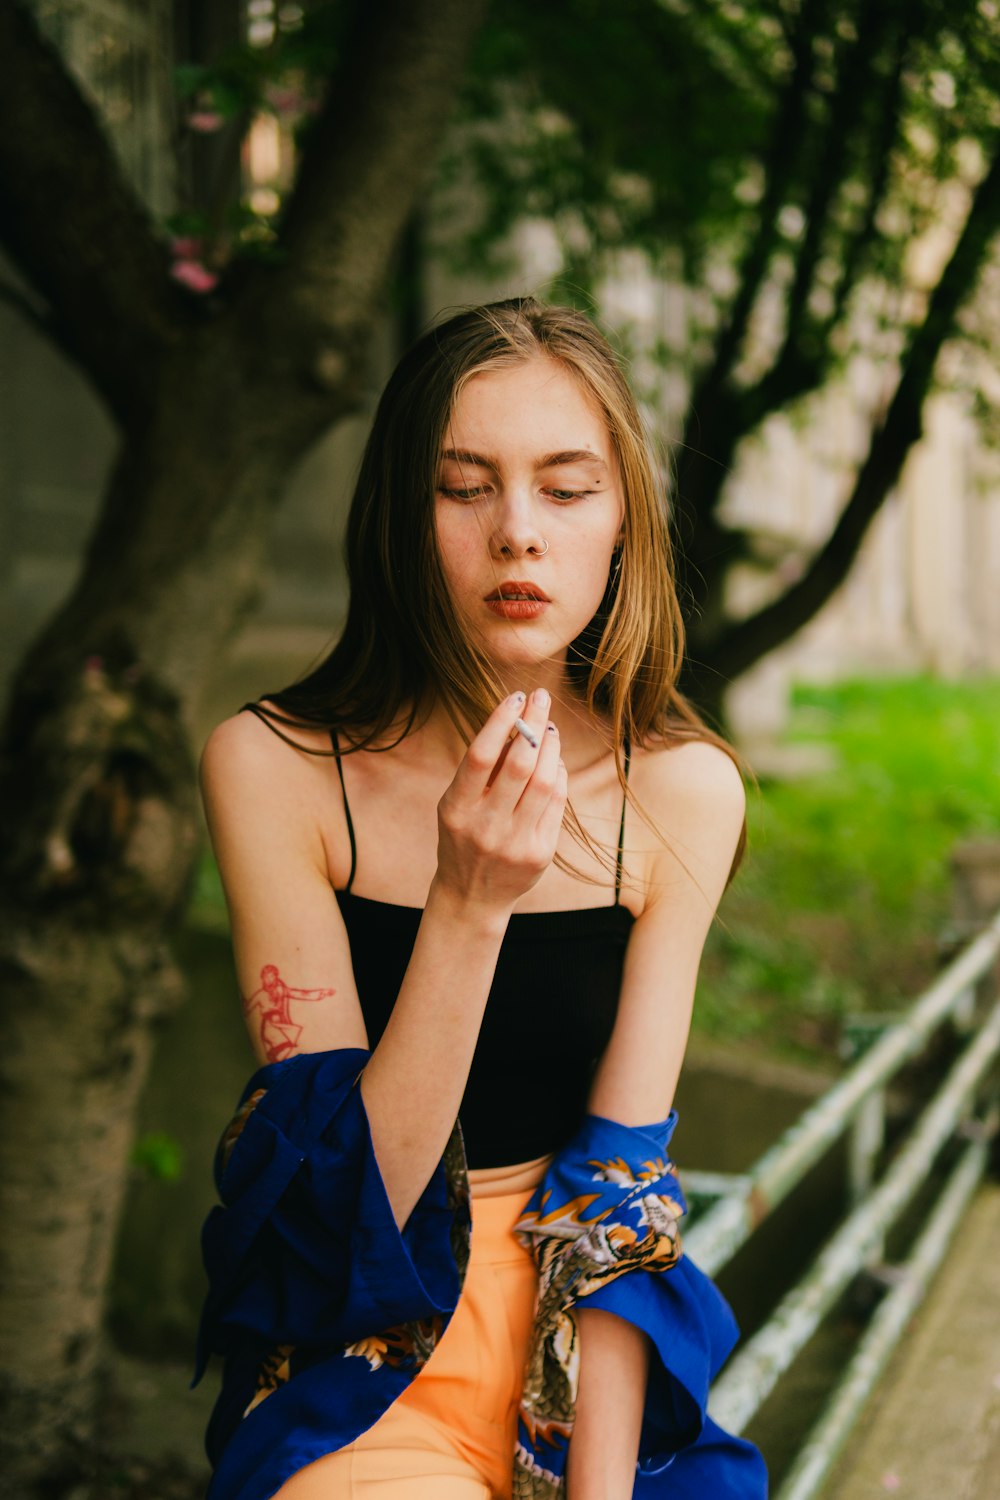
top-left (549, 488), bottom-right (592, 502)
top-left (438, 485), bottom-right (489, 500)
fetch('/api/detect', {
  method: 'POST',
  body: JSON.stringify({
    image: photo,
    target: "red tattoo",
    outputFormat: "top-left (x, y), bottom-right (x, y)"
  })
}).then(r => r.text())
top-left (241, 963), bottom-right (337, 1062)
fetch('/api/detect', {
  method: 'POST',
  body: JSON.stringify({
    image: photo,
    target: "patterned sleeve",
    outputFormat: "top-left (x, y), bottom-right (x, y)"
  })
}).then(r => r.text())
top-left (512, 1111), bottom-right (768, 1499)
top-left (191, 1048), bottom-right (471, 1497)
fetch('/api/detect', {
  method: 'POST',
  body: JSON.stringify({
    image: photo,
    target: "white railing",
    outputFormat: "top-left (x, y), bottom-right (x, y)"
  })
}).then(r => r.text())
top-left (681, 906), bottom-right (1000, 1500)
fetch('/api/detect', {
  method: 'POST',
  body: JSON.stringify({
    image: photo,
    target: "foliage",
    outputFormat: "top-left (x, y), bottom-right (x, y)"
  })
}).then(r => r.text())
top-left (426, 0), bottom-right (1000, 713)
top-left (436, 0), bottom-right (773, 285)
top-left (151, 0), bottom-right (1000, 725)
top-left (167, 1), bottom-right (1000, 339)
top-left (188, 848), bottom-right (228, 934)
top-left (130, 1131), bottom-right (184, 1183)
top-left (175, 6), bottom-right (339, 118)
top-left (166, 4), bottom-right (350, 267)
top-left (444, 0), bottom-right (1000, 344)
top-left (696, 674), bottom-right (1000, 1063)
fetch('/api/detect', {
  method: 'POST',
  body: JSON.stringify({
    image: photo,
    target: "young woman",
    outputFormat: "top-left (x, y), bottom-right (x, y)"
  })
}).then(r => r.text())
top-left (193, 298), bottom-right (769, 1499)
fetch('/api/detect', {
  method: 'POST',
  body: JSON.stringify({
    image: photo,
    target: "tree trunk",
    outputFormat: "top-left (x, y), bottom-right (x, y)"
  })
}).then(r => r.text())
top-left (0, 350), bottom-right (323, 1489)
top-left (0, 251), bottom-right (445, 1500)
top-left (0, 0), bottom-right (490, 1464)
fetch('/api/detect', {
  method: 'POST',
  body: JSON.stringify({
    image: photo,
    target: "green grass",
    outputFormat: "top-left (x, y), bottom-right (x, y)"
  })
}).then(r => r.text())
top-left (697, 674), bottom-right (1000, 1066)
top-left (188, 842), bottom-right (228, 932)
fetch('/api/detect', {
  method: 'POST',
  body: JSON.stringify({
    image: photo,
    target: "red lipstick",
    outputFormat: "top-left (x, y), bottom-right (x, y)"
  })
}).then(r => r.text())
top-left (485, 581), bottom-right (551, 620)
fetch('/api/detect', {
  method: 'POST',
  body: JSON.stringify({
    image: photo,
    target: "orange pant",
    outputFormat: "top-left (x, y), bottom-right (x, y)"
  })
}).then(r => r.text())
top-left (276, 1157), bottom-right (549, 1499)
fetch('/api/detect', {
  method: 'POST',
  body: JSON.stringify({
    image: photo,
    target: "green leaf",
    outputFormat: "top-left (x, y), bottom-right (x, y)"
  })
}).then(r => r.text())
top-left (131, 1132), bottom-right (184, 1182)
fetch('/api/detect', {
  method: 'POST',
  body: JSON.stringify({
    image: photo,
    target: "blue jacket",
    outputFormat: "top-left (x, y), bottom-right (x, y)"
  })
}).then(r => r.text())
top-left (193, 1048), bottom-right (768, 1498)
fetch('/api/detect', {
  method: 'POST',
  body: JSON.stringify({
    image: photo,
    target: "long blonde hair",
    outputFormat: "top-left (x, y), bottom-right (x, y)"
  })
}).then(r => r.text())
top-left (251, 296), bottom-right (752, 889)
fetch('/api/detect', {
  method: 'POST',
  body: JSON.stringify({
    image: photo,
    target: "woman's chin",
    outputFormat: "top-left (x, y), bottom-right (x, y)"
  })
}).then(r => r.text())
top-left (477, 633), bottom-right (564, 672)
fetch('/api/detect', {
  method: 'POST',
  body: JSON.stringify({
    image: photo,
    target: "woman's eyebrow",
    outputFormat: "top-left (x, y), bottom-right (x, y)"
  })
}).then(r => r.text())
top-left (439, 447), bottom-right (608, 471)
top-left (440, 448), bottom-right (497, 469)
top-left (540, 449), bottom-right (608, 470)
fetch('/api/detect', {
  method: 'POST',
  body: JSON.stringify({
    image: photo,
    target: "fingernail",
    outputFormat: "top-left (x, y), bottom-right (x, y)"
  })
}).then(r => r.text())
top-left (533, 688), bottom-right (550, 709)
top-left (510, 690), bottom-right (526, 705)
top-left (546, 723), bottom-right (558, 734)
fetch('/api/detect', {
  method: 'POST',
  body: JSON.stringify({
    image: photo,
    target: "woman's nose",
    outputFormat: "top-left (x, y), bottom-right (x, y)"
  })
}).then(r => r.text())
top-left (488, 488), bottom-right (547, 559)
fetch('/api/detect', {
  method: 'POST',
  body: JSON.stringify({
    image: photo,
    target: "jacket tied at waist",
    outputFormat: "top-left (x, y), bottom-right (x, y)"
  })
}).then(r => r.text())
top-left (193, 1048), bottom-right (768, 1500)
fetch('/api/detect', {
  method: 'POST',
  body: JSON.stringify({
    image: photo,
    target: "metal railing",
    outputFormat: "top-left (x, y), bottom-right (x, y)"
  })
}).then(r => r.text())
top-left (680, 906), bottom-right (1000, 1500)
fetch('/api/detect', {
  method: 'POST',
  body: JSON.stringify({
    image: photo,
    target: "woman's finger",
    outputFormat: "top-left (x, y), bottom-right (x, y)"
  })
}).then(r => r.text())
top-left (452, 691), bottom-right (529, 797)
top-left (487, 689), bottom-right (551, 799)
top-left (513, 719), bottom-right (563, 824)
top-left (534, 756), bottom-right (569, 846)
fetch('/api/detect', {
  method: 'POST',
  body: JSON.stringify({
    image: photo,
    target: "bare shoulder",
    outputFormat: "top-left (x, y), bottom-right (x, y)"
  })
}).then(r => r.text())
top-left (629, 735), bottom-right (747, 902)
top-left (632, 734), bottom-right (745, 815)
top-left (199, 701), bottom-right (333, 832)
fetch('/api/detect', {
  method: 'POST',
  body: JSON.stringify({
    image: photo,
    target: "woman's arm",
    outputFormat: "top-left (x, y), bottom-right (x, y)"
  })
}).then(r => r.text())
top-left (567, 1308), bottom-right (650, 1500)
top-left (588, 738), bottom-right (747, 1126)
top-left (199, 689), bottom-right (566, 1230)
top-left (569, 739), bottom-right (748, 1497)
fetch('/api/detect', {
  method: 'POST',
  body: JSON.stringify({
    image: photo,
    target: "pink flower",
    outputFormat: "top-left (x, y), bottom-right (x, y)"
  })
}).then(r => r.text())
top-left (188, 110), bottom-right (225, 133)
top-left (881, 1473), bottom-right (901, 1491)
top-left (170, 259), bottom-right (219, 294)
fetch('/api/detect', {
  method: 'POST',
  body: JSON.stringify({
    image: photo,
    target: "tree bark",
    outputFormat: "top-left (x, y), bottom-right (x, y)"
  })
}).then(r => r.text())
top-left (0, 0), bottom-right (488, 1489)
top-left (0, 0), bottom-right (177, 424)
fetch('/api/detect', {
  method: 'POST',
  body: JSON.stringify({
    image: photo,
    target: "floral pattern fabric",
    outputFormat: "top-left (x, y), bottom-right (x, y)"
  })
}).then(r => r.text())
top-left (193, 1049), bottom-right (768, 1500)
top-left (511, 1115), bottom-right (685, 1495)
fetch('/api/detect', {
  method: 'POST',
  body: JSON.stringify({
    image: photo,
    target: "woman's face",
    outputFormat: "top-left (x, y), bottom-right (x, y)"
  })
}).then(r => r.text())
top-left (434, 356), bottom-right (625, 674)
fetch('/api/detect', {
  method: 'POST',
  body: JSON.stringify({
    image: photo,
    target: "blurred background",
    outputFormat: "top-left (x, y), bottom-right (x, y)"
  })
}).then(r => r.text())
top-left (1, 2), bottom-right (998, 1496)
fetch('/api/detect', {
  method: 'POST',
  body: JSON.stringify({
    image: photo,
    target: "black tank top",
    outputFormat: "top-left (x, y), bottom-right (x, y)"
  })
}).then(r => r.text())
top-left (331, 731), bottom-right (635, 1168)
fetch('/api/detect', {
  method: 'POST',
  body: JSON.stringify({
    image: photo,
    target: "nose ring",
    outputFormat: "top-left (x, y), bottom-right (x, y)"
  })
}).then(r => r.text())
top-left (531, 539), bottom-right (549, 556)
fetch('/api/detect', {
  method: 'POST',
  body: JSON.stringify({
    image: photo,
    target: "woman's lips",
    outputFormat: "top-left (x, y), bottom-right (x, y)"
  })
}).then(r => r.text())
top-left (484, 581), bottom-right (550, 620)
top-left (485, 597), bottom-right (550, 620)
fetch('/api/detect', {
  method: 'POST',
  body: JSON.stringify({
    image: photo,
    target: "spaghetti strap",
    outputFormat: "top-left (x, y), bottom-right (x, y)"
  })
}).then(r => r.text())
top-left (614, 737), bottom-right (631, 906)
top-left (330, 730), bottom-right (357, 896)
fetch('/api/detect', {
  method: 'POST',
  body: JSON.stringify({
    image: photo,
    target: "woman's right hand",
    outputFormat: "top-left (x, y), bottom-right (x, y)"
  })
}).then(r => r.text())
top-left (434, 688), bottom-right (568, 912)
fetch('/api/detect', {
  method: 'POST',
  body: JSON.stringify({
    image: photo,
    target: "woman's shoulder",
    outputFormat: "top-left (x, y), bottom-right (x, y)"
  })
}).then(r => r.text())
top-left (630, 732), bottom-right (747, 880)
top-left (632, 730), bottom-right (745, 804)
top-left (199, 700), bottom-right (334, 811)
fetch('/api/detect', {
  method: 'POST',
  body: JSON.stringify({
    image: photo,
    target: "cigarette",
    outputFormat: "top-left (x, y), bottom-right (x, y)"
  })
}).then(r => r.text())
top-left (513, 717), bottom-right (539, 749)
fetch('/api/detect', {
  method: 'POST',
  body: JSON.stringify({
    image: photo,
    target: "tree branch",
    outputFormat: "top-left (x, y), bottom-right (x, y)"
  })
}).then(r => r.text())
top-left (239, 0), bottom-right (490, 375)
top-left (0, 1), bottom-right (180, 426)
top-left (761, 0), bottom-right (897, 393)
top-left (711, 139), bottom-right (1000, 683)
top-left (682, 0), bottom-right (822, 426)
top-left (738, 0), bottom-right (912, 434)
top-left (692, 1), bottom-right (899, 458)
top-left (827, 32), bottom-right (907, 330)
top-left (672, 0), bottom-right (824, 613)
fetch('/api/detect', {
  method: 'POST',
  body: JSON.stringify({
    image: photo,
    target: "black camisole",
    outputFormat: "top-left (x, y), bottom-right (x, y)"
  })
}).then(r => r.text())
top-left (331, 732), bottom-right (635, 1168)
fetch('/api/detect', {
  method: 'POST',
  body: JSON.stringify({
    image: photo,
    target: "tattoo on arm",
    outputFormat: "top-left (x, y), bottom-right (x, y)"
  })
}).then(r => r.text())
top-left (241, 963), bottom-right (337, 1062)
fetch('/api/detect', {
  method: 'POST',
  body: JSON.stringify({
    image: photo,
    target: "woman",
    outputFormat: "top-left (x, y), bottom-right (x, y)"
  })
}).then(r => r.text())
top-left (193, 297), bottom-right (769, 1499)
